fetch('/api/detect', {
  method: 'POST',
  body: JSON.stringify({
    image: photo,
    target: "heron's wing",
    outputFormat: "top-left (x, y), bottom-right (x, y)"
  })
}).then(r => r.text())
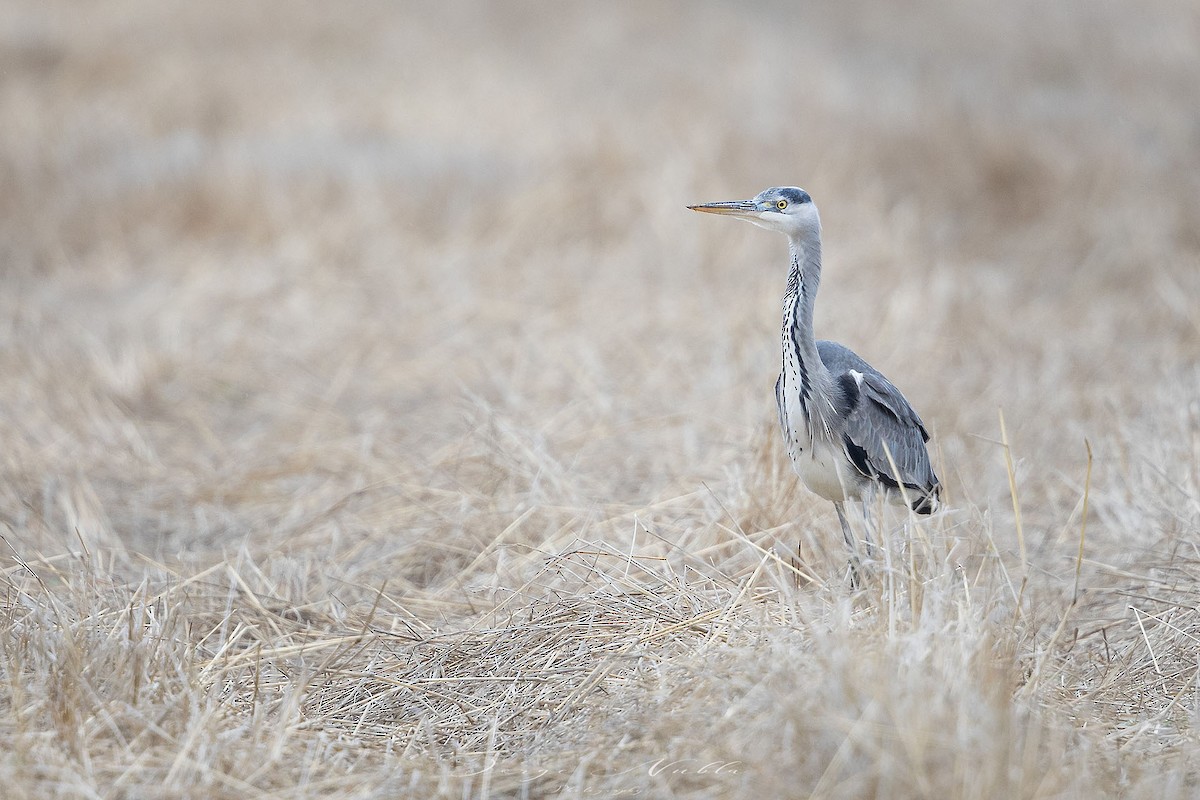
top-left (837, 369), bottom-right (940, 510)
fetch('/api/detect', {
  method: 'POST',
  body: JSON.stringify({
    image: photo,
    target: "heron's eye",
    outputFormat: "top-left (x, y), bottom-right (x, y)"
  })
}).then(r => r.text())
top-left (777, 200), bottom-right (788, 210)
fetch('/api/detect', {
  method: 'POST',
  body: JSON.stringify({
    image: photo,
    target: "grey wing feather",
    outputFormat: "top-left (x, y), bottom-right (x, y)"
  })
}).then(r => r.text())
top-left (817, 341), bottom-right (940, 504)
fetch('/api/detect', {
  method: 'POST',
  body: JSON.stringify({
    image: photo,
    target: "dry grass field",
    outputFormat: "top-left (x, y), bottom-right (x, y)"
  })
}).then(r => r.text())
top-left (3, 1), bottom-right (1200, 797)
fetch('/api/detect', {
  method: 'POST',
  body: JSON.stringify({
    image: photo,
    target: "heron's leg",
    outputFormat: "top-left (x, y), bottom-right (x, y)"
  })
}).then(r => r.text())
top-left (790, 540), bottom-right (805, 588)
top-left (835, 502), bottom-right (855, 550)
top-left (835, 502), bottom-right (863, 587)
top-left (860, 496), bottom-right (880, 559)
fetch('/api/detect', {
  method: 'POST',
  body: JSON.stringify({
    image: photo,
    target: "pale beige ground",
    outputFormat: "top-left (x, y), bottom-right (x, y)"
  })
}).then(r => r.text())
top-left (3, 2), bottom-right (1200, 798)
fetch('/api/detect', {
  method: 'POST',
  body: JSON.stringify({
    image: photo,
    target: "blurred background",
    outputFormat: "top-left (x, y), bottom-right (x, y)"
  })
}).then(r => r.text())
top-left (2, 0), bottom-right (1198, 573)
top-left (4, 1), bottom-right (1197, 564)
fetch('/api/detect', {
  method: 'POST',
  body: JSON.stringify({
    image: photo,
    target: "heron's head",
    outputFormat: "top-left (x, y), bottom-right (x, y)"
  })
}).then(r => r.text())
top-left (688, 186), bottom-right (819, 239)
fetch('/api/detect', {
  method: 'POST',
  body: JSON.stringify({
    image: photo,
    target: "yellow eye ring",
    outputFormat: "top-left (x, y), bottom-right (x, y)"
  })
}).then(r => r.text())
top-left (777, 199), bottom-right (788, 210)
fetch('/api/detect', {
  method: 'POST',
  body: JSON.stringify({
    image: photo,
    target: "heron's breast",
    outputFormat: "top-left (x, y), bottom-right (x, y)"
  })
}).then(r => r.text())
top-left (778, 368), bottom-right (861, 500)
top-left (791, 442), bottom-right (859, 502)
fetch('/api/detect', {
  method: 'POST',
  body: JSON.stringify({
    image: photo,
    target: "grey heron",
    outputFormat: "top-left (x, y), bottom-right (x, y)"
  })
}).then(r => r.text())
top-left (689, 187), bottom-right (940, 568)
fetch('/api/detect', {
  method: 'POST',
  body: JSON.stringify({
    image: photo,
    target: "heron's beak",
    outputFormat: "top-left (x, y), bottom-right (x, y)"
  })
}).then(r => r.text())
top-left (687, 200), bottom-right (760, 217)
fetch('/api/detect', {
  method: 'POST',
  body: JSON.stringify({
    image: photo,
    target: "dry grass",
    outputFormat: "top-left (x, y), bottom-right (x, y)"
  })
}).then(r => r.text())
top-left (3, 1), bottom-right (1200, 797)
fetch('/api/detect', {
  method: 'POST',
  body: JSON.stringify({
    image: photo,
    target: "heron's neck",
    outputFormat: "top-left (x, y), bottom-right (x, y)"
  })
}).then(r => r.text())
top-left (782, 233), bottom-right (825, 379)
